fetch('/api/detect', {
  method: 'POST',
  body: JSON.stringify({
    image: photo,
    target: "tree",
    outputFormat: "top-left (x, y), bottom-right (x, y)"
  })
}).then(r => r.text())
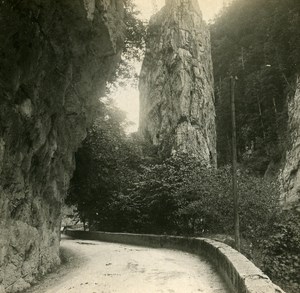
top-left (66, 0), bottom-right (147, 230)
top-left (66, 100), bottom-right (142, 231)
top-left (108, 0), bottom-right (147, 91)
top-left (211, 0), bottom-right (300, 173)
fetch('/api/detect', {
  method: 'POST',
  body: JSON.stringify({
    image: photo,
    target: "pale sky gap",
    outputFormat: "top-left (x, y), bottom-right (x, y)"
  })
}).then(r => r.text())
top-left (112, 0), bottom-right (225, 133)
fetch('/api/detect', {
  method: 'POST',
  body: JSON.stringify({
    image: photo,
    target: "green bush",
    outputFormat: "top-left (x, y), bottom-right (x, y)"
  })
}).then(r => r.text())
top-left (173, 161), bottom-right (281, 238)
top-left (261, 211), bottom-right (300, 293)
top-left (123, 153), bottom-right (281, 239)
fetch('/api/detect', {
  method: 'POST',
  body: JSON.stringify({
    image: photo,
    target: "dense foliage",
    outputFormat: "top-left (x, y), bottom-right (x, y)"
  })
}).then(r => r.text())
top-left (210, 1), bottom-right (300, 290)
top-left (211, 0), bottom-right (300, 173)
top-left (66, 101), bottom-right (142, 231)
top-left (68, 136), bottom-right (298, 291)
top-left (68, 146), bottom-right (281, 239)
top-left (109, 0), bottom-right (146, 90)
top-left (112, 154), bottom-right (280, 238)
top-left (260, 211), bottom-right (300, 292)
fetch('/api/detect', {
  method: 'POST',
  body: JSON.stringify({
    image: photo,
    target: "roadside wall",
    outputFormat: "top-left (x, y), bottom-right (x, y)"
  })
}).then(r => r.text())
top-left (65, 230), bottom-right (284, 293)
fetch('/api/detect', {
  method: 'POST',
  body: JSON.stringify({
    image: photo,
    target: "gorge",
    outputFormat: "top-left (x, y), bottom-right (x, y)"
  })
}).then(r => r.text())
top-left (0, 0), bottom-right (299, 292)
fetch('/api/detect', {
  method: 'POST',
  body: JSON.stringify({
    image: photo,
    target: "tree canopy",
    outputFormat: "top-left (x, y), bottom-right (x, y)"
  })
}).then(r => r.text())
top-left (211, 0), bottom-right (300, 173)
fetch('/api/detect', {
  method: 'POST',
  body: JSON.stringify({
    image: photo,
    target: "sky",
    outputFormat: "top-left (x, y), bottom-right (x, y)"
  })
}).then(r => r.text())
top-left (112, 0), bottom-right (225, 133)
top-left (134, 0), bottom-right (225, 22)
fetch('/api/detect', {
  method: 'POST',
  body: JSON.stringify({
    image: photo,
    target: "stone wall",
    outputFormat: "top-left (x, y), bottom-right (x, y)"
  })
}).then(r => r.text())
top-left (66, 230), bottom-right (285, 293)
top-left (139, 0), bottom-right (216, 165)
top-left (0, 1), bottom-right (124, 292)
top-left (280, 76), bottom-right (300, 210)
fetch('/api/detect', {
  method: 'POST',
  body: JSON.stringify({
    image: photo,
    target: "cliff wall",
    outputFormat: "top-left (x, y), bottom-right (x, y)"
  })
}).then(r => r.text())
top-left (0, 1), bottom-right (124, 292)
top-left (139, 0), bottom-right (216, 165)
top-left (281, 76), bottom-right (300, 210)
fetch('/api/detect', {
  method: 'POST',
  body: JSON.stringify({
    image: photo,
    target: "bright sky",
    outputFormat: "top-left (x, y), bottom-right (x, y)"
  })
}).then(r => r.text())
top-left (134, 0), bottom-right (225, 22)
top-left (112, 0), bottom-right (225, 133)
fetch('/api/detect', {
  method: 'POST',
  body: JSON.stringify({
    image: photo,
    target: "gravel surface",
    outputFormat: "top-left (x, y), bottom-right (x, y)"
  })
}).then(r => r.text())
top-left (26, 235), bottom-right (230, 293)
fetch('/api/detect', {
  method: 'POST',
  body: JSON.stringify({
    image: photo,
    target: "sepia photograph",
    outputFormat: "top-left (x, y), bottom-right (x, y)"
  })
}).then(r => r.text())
top-left (0, 0), bottom-right (299, 292)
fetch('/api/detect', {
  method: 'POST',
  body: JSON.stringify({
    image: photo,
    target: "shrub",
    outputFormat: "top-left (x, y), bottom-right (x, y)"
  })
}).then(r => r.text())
top-left (125, 153), bottom-right (281, 239)
top-left (261, 211), bottom-right (300, 293)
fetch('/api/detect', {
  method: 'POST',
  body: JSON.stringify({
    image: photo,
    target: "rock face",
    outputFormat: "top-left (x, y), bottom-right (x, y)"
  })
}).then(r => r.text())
top-left (0, 1), bottom-right (124, 292)
top-left (280, 76), bottom-right (300, 210)
top-left (139, 0), bottom-right (216, 165)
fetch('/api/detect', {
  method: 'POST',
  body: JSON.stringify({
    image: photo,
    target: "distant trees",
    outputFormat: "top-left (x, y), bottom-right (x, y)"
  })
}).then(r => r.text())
top-left (210, 0), bottom-right (300, 173)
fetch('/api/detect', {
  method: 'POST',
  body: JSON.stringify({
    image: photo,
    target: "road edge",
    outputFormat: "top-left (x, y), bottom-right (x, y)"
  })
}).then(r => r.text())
top-left (65, 230), bottom-right (285, 293)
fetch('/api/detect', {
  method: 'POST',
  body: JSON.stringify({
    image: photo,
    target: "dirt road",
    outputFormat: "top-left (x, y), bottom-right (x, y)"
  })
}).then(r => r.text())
top-left (27, 235), bottom-right (229, 293)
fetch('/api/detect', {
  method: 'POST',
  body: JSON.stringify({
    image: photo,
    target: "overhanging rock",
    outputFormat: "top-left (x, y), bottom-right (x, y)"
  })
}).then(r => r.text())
top-left (0, 1), bottom-right (124, 292)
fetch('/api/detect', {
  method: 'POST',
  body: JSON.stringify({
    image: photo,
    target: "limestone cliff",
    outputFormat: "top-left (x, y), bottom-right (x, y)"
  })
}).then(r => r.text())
top-left (0, 1), bottom-right (124, 292)
top-left (280, 76), bottom-right (300, 210)
top-left (139, 0), bottom-right (216, 165)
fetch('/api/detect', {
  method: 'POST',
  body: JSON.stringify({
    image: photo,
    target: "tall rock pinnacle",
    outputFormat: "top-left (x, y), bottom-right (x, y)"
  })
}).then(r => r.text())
top-left (139, 0), bottom-right (216, 165)
top-left (280, 76), bottom-right (300, 210)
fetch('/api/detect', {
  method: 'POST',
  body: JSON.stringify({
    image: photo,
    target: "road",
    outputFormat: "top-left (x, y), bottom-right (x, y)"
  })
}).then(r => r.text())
top-left (27, 235), bottom-right (230, 293)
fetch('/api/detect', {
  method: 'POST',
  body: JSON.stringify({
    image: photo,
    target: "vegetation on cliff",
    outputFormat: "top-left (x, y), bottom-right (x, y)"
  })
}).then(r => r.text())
top-left (211, 0), bottom-right (300, 173)
top-left (209, 2), bottom-right (300, 289)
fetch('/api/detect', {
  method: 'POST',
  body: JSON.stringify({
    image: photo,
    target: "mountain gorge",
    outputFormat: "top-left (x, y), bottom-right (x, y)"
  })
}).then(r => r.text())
top-left (0, 0), bottom-right (300, 292)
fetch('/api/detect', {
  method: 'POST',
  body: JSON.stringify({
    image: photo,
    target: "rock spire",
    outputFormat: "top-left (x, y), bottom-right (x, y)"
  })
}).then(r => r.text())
top-left (139, 0), bottom-right (216, 165)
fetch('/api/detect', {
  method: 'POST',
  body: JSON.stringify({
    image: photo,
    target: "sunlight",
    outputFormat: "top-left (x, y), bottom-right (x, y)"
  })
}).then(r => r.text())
top-left (111, 85), bottom-right (140, 133)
